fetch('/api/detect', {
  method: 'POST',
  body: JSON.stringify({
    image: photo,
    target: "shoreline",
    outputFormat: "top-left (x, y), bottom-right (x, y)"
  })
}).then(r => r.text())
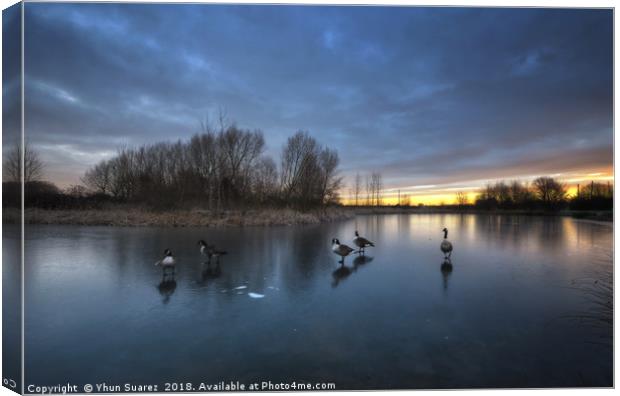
top-left (349, 206), bottom-right (613, 221)
top-left (3, 207), bottom-right (355, 227)
top-left (2, 206), bottom-right (612, 227)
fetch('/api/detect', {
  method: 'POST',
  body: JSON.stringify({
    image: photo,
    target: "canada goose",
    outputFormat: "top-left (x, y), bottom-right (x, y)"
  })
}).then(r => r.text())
top-left (155, 249), bottom-right (176, 278)
top-left (353, 230), bottom-right (375, 254)
top-left (198, 240), bottom-right (227, 264)
top-left (332, 238), bottom-right (356, 264)
top-left (441, 228), bottom-right (453, 258)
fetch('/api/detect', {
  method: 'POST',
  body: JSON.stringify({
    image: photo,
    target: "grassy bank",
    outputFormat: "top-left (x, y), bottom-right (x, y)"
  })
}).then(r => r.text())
top-left (2, 206), bottom-right (611, 227)
top-left (3, 207), bottom-right (354, 227)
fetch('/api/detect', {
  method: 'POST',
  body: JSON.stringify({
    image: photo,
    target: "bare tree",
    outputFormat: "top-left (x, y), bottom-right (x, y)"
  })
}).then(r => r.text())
top-left (218, 125), bottom-right (265, 201)
top-left (365, 174), bottom-right (372, 206)
top-left (83, 125), bottom-right (339, 209)
top-left (353, 173), bottom-right (362, 206)
top-left (280, 131), bottom-right (342, 207)
top-left (400, 192), bottom-right (411, 206)
top-left (82, 161), bottom-right (112, 194)
top-left (65, 184), bottom-right (89, 198)
top-left (318, 147), bottom-right (342, 204)
top-left (369, 172), bottom-right (383, 206)
top-left (251, 156), bottom-right (278, 204)
top-left (533, 176), bottom-right (566, 204)
top-left (3, 142), bottom-right (44, 183)
top-left (455, 191), bottom-right (469, 206)
top-left (580, 181), bottom-right (613, 199)
top-left (280, 131), bottom-right (319, 203)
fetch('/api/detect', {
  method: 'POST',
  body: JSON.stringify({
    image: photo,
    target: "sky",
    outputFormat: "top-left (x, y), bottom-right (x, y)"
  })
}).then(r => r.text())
top-left (6, 4), bottom-right (614, 204)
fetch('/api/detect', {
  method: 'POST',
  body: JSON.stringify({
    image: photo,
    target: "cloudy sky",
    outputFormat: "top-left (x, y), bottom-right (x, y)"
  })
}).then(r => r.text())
top-left (9, 4), bottom-right (614, 203)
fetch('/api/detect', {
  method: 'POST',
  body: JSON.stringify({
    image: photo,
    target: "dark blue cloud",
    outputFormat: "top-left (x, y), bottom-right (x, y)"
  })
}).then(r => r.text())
top-left (19, 4), bottom-right (613, 190)
top-left (3, 3), bottom-right (21, 151)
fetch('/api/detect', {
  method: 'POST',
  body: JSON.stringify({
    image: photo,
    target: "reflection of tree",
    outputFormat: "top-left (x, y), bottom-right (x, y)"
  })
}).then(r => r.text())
top-left (472, 215), bottom-right (568, 254)
top-left (291, 226), bottom-right (326, 281)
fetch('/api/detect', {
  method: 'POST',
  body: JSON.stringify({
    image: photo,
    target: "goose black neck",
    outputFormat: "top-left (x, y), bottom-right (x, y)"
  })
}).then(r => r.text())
top-left (443, 230), bottom-right (448, 239)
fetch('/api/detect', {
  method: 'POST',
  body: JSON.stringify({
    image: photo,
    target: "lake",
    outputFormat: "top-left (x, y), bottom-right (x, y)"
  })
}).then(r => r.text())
top-left (9, 214), bottom-right (614, 389)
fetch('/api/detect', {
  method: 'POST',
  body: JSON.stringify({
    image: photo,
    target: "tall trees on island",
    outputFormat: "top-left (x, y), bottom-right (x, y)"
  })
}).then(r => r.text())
top-left (82, 126), bottom-right (342, 209)
top-left (280, 131), bottom-right (342, 207)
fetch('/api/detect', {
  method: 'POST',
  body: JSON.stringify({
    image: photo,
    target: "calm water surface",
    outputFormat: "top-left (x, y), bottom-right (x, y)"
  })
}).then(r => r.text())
top-left (13, 214), bottom-right (613, 389)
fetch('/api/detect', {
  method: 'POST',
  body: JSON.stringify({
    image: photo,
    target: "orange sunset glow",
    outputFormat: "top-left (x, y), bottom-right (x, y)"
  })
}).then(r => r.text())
top-left (341, 169), bottom-right (614, 206)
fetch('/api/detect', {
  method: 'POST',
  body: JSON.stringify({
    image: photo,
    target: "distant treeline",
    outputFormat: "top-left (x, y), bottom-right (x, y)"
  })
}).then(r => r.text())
top-left (4, 124), bottom-right (343, 210)
top-left (3, 181), bottom-right (120, 209)
top-left (473, 177), bottom-right (612, 211)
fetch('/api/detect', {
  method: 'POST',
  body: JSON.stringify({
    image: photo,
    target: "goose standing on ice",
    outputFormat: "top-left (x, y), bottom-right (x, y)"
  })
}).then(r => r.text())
top-left (440, 228), bottom-right (453, 259)
top-left (353, 230), bottom-right (375, 254)
top-left (332, 238), bottom-right (356, 264)
top-left (198, 240), bottom-right (227, 264)
top-left (155, 249), bottom-right (176, 278)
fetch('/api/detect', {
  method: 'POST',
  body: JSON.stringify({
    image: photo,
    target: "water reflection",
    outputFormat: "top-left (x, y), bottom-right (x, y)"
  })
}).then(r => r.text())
top-left (201, 262), bottom-right (222, 282)
top-left (20, 215), bottom-right (613, 388)
top-left (353, 255), bottom-right (373, 270)
top-left (440, 258), bottom-right (453, 291)
top-left (564, 252), bottom-right (613, 346)
top-left (160, 264), bottom-right (176, 281)
top-left (331, 265), bottom-right (353, 287)
top-left (331, 255), bottom-right (373, 288)
top-left (157, 277), bottom-right (177, 304)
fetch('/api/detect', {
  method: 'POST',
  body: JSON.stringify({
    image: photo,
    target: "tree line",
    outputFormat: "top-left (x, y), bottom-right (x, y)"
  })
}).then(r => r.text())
top-left (80, 125), bottom-right (342, 209)
top-left (2, 140), bottom-right (612, 213)
top-left (472, 177), bottom-right (612, 211)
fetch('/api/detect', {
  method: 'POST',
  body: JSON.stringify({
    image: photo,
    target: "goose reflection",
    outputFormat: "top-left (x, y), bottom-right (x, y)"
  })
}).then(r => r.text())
top-left (332, 255), bottom-right (374, 287)
top-left (157, 277), bottom-right (177, 304)
top-left (353, 255), bottom-right (374, 271)
top-left (331, 265), bottom-right (353, 287)
top-left (440, 258), bottom-right (453, 291)
top-left (201, 262), bottom-right (222, 282)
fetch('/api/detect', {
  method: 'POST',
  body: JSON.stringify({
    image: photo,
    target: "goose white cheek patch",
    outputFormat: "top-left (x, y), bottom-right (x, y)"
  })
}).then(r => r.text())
top-left (248, 293), bottom-right (265, 299)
